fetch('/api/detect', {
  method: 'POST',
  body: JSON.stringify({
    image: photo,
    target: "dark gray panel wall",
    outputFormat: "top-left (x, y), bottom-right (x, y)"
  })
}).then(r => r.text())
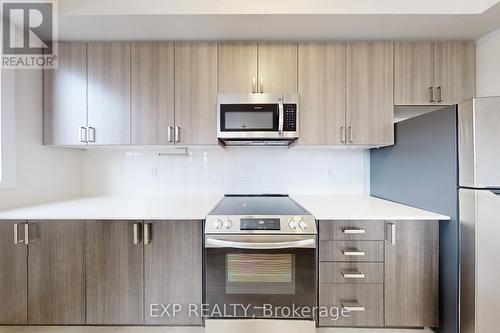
top-left (370, 106), bottom-right (458, 333)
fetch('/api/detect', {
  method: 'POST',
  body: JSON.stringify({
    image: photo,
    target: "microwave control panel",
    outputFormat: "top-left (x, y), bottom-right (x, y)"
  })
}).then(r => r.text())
top-left (283, 104), bottom-right (297, 132)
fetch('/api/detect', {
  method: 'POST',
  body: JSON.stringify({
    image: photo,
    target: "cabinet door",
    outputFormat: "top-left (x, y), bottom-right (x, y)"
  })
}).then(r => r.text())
top-left (144, 220), bottom-right (202, 325)
top-left (257, 43), bottom-right (298, 93)
top-left (28, 221), bottom-right (85, 324)
top-left (346, 42), bottom-right (394, 146)
top-left (174, 42), bottom-right (218, 145)
top-left (219, 42), bottom-right (258, 93)
top-left (0, 221), bottom-right (27, 324)
top-left (86, 220), bottom-right (144, 325)
top-left (394, 42), bottom-right (434, 105)
top-left (385, 221), bottom-right (439, 327)
top-left (434, 41), bottom-right (476, 105)
top-left (87, 42), bottom-right (131, 145)
top-left (131, 42), bottom-right (175, 145)
top-left (298, 43), bottom-right (345, 145)
top-left (43, 42), bottom-right (87, 145)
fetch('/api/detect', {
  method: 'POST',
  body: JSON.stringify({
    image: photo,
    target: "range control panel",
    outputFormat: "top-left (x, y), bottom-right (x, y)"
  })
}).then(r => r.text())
top-left (241, 218), bottom-right (280, 230)
top-left (283, 104), bottom-right (297, 132)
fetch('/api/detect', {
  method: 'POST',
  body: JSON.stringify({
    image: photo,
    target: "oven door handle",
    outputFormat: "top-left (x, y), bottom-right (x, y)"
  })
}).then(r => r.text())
top-left (205, 237), bottom-right (316, 249)
top-left (278, 94), bottom-right (284, 136)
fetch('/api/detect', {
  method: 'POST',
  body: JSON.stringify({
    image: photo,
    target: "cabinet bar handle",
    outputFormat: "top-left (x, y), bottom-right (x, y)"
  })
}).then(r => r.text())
top-left (88, 127), bottom-right (96, 143)
top-left (144, 223), bottom-right (152, 245)
top-left (342, 302), bottom-right (365, 312)
top-left (13, 223), bottom-right (24, 245)
top-left (386, 223), bottom-right (396, 245)
top-left (342, 249), bottom-right (365, 256)
top-left (252, 77), bottom-right (256, 93)
top-left (429, 87), bottom-right (435, 102)
top-left (79, 127), bottom-right (87, 143)
top-left (436, 86), bottom-right (442, 103)
top-left (343, 228), bottom-right (366, 234)
top-left (24, 224), bottom-right (30, 244)
top-left (174, 126), bottom-right (180, 143)
top-left (340, 126), bottom-right (345, 143)
top-left (167, 126), bottom-right (174, 143)
top-left (133, 223), bottom-right (141, 245)
top-left (259, 77), bottom-right (264, 93)
top-left (348, 126), bottom-right (354, 143)
top-left (342, 271), bottom-right (365, 279)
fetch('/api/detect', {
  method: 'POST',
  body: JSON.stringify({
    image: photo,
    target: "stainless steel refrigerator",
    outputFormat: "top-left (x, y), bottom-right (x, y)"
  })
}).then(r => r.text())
top-left (370, 97), bottom-right (500, 333)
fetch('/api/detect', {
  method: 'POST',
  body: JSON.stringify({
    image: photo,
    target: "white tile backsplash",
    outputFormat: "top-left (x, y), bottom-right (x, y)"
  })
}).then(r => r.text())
top-left (81, 147), bottom-right (369, 196)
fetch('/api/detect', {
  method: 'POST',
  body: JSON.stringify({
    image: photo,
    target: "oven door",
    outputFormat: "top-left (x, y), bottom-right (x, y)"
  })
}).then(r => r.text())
top-left (217, 93), bottom-right (285, 139)
top-left (205, 234), bottom-right (316, 319)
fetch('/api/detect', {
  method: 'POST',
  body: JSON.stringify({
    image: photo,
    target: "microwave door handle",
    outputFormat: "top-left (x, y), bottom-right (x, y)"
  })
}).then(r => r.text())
top-left (205, 238), bottom-right (316, 249)
top-left (278, 94), bottom-right (284, 136)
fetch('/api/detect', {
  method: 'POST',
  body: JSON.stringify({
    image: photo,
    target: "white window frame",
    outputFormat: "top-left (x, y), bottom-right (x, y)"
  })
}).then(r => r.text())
top-left (0, 68), bottom-right (16, 189)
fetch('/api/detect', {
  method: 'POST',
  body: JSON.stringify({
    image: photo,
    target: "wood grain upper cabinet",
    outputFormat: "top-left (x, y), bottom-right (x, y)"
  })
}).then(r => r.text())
top-left (43, 42), bottom-right (87, 145)
top-left (385, 221), bottom-right (439, 327)
top-left (131, 42), bottom-right (175, 145)
top-left (174, 42), bottom-right (218, 145)
top-left (298, 43), bottom-right (346, 145)
top-left (27, 221), bottom-right (85, 325)
top-left (218, 42), bottom-right (297, 94)
top-left (394, 42), bottom-right (434, 105)
top-left (144, 220), bottom-right (203, 325)
top-left (395, 41), bottom-right (475, 105)
top-left (87, 42), bottom-right (131, 145)
top-left (257, 43), bottom-right (298, 93)
top-left (86, 220), bottom-right (144, 325)
top-left (346, 42), bottom-right (394, 146)
top-left (434, 41), bottom-right (476, 105)
top-left (0, 221), bottom-right (27, 325)
top-left (218, 42), bottom-right (258, 93)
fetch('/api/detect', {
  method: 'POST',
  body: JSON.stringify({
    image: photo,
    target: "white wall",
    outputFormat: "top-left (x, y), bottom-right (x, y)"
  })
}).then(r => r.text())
top-left (476, 26), bottom-right (500, 97)
top-left (0, 70), bottom-right (82, 210)
top-left (81, 148), bottom-right (369, 196)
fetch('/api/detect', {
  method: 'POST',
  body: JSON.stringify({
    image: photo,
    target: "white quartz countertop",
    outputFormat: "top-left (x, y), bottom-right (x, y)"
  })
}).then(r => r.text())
top-left (0, 194), bottom-right (449, 221)
top-left (292, 195), bottom-right (449, 221)
top-left (0, 195), bottom-right (224, 220)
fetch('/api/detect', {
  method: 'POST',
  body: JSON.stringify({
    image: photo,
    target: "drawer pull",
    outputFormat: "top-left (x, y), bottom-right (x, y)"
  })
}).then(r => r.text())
top-left (343, 228), bottom-right (366, 234)
top-left (342, 301), bottom-right (365, 312)
top-left (342, 249), bottom-right (365, 256)
top-left (342, 271), bottom-right (365, 279)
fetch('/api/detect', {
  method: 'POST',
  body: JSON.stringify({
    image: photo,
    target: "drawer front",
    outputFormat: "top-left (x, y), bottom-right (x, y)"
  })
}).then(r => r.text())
top-left (319, 220), bottom-right (385, 241)
top-left (320, 262), bottom-right (384, 284)
top-left (319, 283), bottom-right (383, 327)
top-left (320, 241), bottom-right (384, 262)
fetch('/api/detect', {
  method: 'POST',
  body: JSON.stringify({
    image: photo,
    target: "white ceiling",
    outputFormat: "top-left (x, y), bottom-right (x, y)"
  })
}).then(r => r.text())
top-left (58, 0), bottom-right (500, 41)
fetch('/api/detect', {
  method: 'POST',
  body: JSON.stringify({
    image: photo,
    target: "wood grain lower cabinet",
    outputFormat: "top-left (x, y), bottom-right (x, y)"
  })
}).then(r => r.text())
top-left (27, 221), bottom-right (85, 324)
top-left (86, 220), bottom-right (144, 325)
top-left (0, 221), bottom-right (27, 325)
top-left (384, 220), bottom-right (439, 327)
top-left (144, 220), bottom-right (203, 325)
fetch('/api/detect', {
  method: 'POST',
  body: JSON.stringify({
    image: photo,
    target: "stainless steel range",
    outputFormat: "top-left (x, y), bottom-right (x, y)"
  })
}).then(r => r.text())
top-left (204, 194), bottom-right (317, 320)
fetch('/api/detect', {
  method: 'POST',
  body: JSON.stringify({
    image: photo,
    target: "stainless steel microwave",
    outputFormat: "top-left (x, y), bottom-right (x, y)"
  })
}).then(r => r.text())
top-left (217, 93), bottom-right (299, 146)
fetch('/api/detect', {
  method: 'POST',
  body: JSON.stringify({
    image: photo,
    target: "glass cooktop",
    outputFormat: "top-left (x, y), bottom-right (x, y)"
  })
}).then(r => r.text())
top-left (210, 194), bottom-right (310, 216)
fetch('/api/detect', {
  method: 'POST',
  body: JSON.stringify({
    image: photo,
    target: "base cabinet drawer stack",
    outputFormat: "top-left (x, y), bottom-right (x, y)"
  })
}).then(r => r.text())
top-left (319, 220), bottom-right (385, 327)
top-left (319, 220), bottom-right (439, 328)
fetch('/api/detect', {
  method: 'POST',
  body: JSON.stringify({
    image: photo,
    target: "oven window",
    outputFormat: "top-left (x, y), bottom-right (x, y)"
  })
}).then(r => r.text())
top-left (224, 111), bottom-right (274, 130)
top-left (226, 253), bottom-right (295, 294)
top-left (220, 104), bottom-right (279, 131)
